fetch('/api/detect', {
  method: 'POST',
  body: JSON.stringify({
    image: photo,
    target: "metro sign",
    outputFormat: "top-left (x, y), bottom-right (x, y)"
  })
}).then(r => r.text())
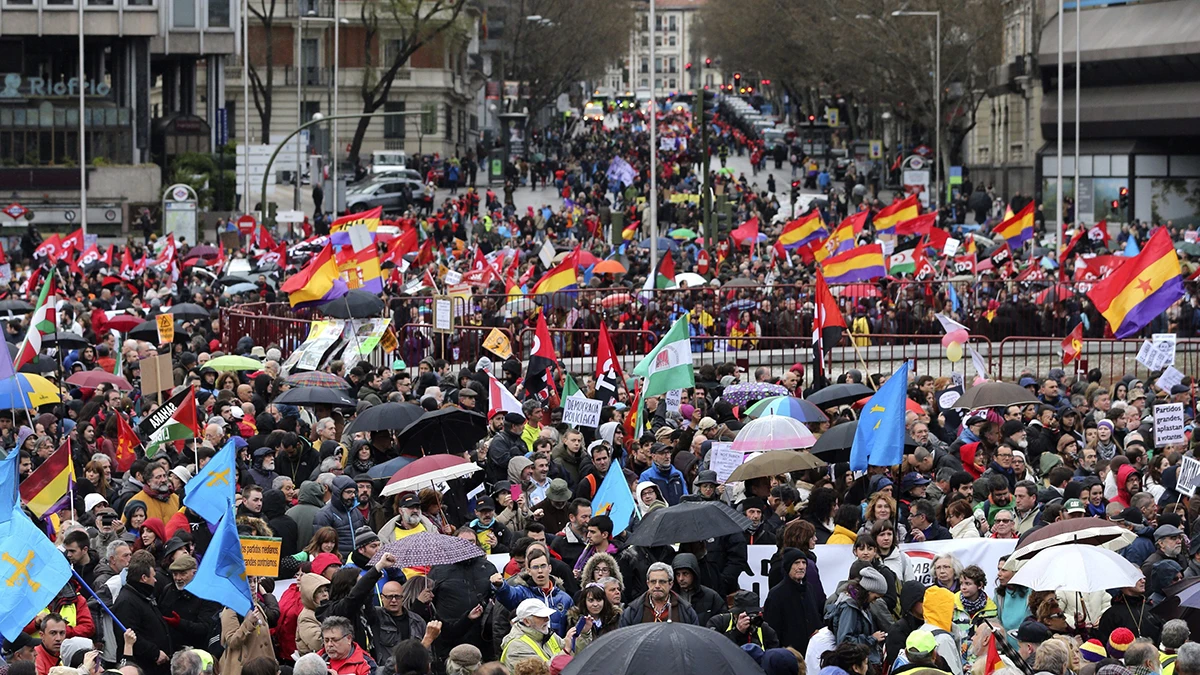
top-left (3, 203), bottom-right (26, 220)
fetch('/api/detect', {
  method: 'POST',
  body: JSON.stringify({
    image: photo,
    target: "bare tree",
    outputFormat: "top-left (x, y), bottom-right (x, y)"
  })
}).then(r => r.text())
top-left (246, 0), bottom-right (280, 144)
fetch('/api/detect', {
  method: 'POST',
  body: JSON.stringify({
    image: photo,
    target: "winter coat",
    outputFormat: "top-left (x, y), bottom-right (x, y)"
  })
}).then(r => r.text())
top-left (494, 572), bottom-right (574, 637)
top-left (113, 580), bottom-right (172, 675)
top-left (219, 608), bottom-right (277, 675)
top-left (550, 443), bottom-right (583, 486)
top-left (549, 525), bottom-right (587, 568)
top-left (296, 573), bottom-right (330, 656)
top-left (826, 524), bottom-right (858, 545)
top-left (994, 586), bottom-right (1031, 648)
top-left (320, 643), bottom-right (377, 675)
top-left (276, 446), bottom-right (321, 486)
top-left (426, 556), bottom-right (496, 652)
top-left (950, 518), bottom-right (982, 539)
top-left (312, 476), bottom-right (367, 552)
top-left (920, 587), bottom-right (962, 675)
top-left (670, 553), bottom-right (726, 626)
top-left (262, 489), bottom-right (300, 557)
top-left (704, 529), bottom-right (751, 597)
top-left (286, 481), bottom-right (327, 547)
top-left (580, 552), bottom-right (624, 588)
top-left (320, 567), bottom-right (385, 654)
top-left (706, 611), bottom-right (781, 649)
top-left (375, 609), bottom-right (427, 668)
top-left (158, 584), bottom-right (220, 650)
top-left (825, 592), bottom-right (881, 663)
top-left (377, 512), bottom-right (439, 544)
top-left (617, 591), bottom-right (699, 626)
top-left (1097, 593), bottom-right (1163, 644)
top-left (1121, 525), bottom-right (1157, 568)
top-left (499, 622), bottom-right (565, 669)
top-left (638, 463), bottom-right (688, 505)
top-left (486, 429), bottom-right (526, 484)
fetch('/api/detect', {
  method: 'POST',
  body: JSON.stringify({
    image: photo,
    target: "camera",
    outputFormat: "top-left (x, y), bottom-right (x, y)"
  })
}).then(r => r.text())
top-left (749, 613), bottom-right (764, 628)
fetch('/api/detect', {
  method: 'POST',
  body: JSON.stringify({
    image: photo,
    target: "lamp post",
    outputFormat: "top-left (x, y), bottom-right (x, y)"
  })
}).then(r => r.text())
top-left (1056, 0), bottom-right (1063, 252)
top-left (648, 0), bottom-right (658, 273)
top-left (78, 0), bottom-right (87, 234)
top-left (295, 11), bottom-right (343, 211)
top-left (892, 9), bottom-right (941, 211)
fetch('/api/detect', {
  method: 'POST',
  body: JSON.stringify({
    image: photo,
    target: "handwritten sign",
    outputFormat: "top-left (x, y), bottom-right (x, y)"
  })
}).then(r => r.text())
top-left (1157, 365), bottom-right (1185, 394)
top-left (708, 442), bottom-right (743, 483)
top-left (156, 314), bottom-right (174, 345)
top-left (665, 390), bottom-right (682, 414)
top-left (1154, 402), bottom-right (1185, 447)
top-left (563, 395), bottom-right (602, 428)
top-left (240, 536), bottom-right (282, 577)
top-left (1177, 456), bottom-right (1200, 498)
top-left (483, 328), bottom-right (513, 359)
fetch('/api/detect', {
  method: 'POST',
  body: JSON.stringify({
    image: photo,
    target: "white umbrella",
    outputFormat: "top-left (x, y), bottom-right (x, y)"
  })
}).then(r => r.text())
top-left (1007, 544), bottom-right (1144, 593)
top-left (674, 272), bottom-right (708, 288)
top-left (732, 416), bottom-right (817, 452)
top-left (381, 455), bottom-right (482, 496)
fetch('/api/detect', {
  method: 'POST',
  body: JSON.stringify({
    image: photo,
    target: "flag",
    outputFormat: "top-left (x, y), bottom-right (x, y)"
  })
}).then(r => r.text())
top-left (779, 211), bottom-right (827, 250)
top-left (280, 245), bottom-right (348, 308)
top-left (183, 439), bottom-right (238, 524)
top-left (923, 226), bottom-right (951, 253)
top-left (60, 228), bottom-right (84, 257)
top-left (531, 251), bottom-right (578, 295)
top-left (0, 331), bottom-right (13, 382)
top-left (948, 283), bottom-right (961, 313)
top-left (119, 247), bottom-right (137, 280)
top-left (872, 195), bottom-right (919, 235)
top-left (101, 244), bottom-right (113, 267)
top-left (992, 201), bottom-right (1035, 249)
top-left (849, 361), bottom-right (909, 472)
top-left (1088, 221), bottom-right (1111, 246)
top-left (0, 445), bottom-right (16, 523)
top-left (562, 372), bottom-right (582, 399)
top-left (887, 240), bottom-right (918, 275)
top-left (33, 234), bottom-right (61, 263)
top-left (646, 251), bottom-right (675, 290)
top-left (486, 372), bottom-right (523, 420)
top-left (822, 244), bottom-right (886, 284)
top-left (330, 206), bottom-right (383, 233)
top-left (936, 313), bottom-right (969, 335)
top-left (623, 379), bottom-right (643, 441)
top-left (594, 323), bottom-right (624, 406)
top-left (252, 224), bottom-right (277, 250)
top-left (895, 212), bottom-right (938, 237)
top-left (77, 244), bottom-right (101, 272)
top-left (115, 413), bottom-right (139, 473)
top-left (632, 313), bottom-right (695, 398)
top-left (813, 211), bottom-right (868, 263)
top-left (982, 634), bottom-right (1004, 675)
top-left (524, 312), bottom-right (559, 401)
top-left (0, 489), bottom-right (72, 640)
top-left (813, 271), bottom-right (846, 380)
top-left (14, 270), bottom-right (57, 371)
top-left (18, 439), bottom-right (73, 517)
top-left (969, 346), bottom-right (989, 379)
top-left (185, 506), bottom-right (253, 615)
top-left (1087, 228), bottom-right (1184, 338)
top-left (259, 242), bottom-right (287, 269)
top-left (590, 456), bottom-right (638, 536)
top-left (1123, 236), bottom-right (1140, 257)
top-left (139, 387), bottom-right (201, 457)
top-left (730, 217), bottom-right (760, 248)
top-left (347, 225), bottom-right (383, 294)
top-left (1062, 323), bottom-right (1084, 365)
top-left (951, 255), bottom-right (976, 276)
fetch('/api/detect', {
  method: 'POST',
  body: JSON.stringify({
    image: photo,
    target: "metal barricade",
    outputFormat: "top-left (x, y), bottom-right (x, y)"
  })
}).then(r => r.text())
top-left (518, 327), bottom-right (656, 375)
top-left (995, 337), bottom-right (1200, 383)
top-left (220, 307), bottom-right (312, 355)
top-left (395, 323), bottom-right (518, 367)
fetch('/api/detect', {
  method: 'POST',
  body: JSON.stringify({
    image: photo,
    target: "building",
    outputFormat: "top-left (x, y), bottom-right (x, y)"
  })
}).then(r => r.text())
top-left (0, 0), bottom-right (233, 235)
top-left (607, 0), bottom-right (723, 97)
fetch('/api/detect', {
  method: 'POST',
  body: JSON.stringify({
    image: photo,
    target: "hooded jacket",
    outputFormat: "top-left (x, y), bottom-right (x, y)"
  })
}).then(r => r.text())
top-left (499, 621), bottom-right (565, 668)
top-left (617, 589), bottom-right (699, 626)
top-left (638, 462), bottom-right (688, 506)
top-left (550, 442), bottom-right (583, 485)
top-left (494, 571), bottom-right (574, 637)
top-left (884, 580), bottom-right (931, 669)
top-left (670, 553), bottom-right (725, 625)
top-left (919, 586), bottom-right (963, 675)
top-left (262, 489), bottom-right (299, 556)
top-left (296, 573), bottom-right (330, 656)
top-left (377, 511), bottom-right (439, 544)
top-left (826, 524), bottom-right (858, 545)
top-left (486, 427), bottom-right (526, 484)
top-left (634, 481), bottom-right (668, 517)
top-left (580, 552), bottom-right (624, 590)
top-left (763, 548), bottom-right (822, 654)
top-left (286, 481), bottom-right (327, 546)
top-left (1113, 464), bottom-right (1138, 508)
top-left (825, 586), bottom-right (881, 663)
top-left (312, 475), bottom-right (367, 553)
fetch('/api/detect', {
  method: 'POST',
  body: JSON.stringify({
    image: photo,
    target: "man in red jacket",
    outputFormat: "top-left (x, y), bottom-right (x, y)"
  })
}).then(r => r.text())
top-left (33, 615), bottom-right (67, 675)
top-left (24, 584), bottom-right (94, 639)
top-left (318, 616), bottom-right (377, 675)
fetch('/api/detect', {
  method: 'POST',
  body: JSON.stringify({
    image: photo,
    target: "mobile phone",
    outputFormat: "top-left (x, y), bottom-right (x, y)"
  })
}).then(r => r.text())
top-left (510, 484), bottom-right (522, 502)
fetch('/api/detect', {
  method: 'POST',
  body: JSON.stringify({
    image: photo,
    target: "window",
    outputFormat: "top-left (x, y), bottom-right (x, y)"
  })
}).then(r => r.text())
top-left (639, 78), bottom-right (648, 87)
top-left (668, 57), bottom-right (676, 73)
top-left (654, 35), bottom-right (662, 47)
top-left (420, 103), bottom-right (436, 135)
top-left (208, 0), bottom-right (230, 27)
top-left (654, 14), bottom-right (661, 30)
top-left (668, 35), bottom-right (676, 47)
top-left (654, 57), bottom-right (661, 73)
top-left (126, 0), bottom-right (153, 8)
top-left (383, 101), bottom-right (405, 139)
top-left (89, 0), bottom-right (116, 8)
top-left (173, 0), bottom-right (196, 26)
top-left (639, 60), bottom-right (647, 74)
top-left (445, 105), bottom-right (452, 140)
top-left (668, 79), bottom-right (676, 89)
top-left (5, 0), bottom-right (33, 6)
top-left (654, 78), bottom-right (662, 89)
top-left (668, 15), bottom-right (676, 31)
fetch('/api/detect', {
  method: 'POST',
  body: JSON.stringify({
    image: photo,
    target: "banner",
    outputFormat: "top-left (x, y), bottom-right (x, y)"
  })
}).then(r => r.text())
top-left (241, 536), bottom-right (282, 577)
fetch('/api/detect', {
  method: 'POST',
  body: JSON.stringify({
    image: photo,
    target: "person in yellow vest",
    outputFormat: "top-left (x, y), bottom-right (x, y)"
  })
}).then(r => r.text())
top-left (500, 599), bottom-right (570, 669)
top-left (377, 493), bottom-right (438, 577)
top-left (851, 310), bottom-right (872, 347)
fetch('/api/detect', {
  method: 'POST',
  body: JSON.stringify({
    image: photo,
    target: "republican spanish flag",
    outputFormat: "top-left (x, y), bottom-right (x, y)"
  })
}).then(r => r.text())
top-left (992, 201), bottom-right (1035, 249)
top-left (872, 194), bottom-right (919, 235)
top-left (779, 211), bottom-right (828, 250)
top-left (280, 244), bottom-right (349, 307)
top-left (813, 211), bottom-right (867, 263)
top-left (1087, 227), bottom-right (1183, 338)
top-left (531, 250), bottom-right (578, 295)
top-left (822, 244), bottom-right (887, 284)
top-left (19, 439), bottom-right (73, 517)
top-left (330, 206), bottom-right (383, 233)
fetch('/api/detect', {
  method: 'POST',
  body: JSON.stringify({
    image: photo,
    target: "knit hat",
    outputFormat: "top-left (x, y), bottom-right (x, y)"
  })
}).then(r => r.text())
top-left (1108, 627), bottom-right (1136, 658)
top-left (858, 567), bottom-right (889, 595)
top-left (1080, 639), bottom-right (1107, 663)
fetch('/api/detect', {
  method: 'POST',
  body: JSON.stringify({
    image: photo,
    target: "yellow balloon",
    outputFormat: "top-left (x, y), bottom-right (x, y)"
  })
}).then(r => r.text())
top-left (946, 341), bottom-right (964, 362)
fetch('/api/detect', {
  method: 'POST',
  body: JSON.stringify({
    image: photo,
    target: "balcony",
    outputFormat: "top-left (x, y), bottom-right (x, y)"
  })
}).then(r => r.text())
top-left (282, 66), bottom-right (332, 87)
top-left (987, 56), bottom-right (1029, 95)
top-left (285, 0), bottom-right (332, 18)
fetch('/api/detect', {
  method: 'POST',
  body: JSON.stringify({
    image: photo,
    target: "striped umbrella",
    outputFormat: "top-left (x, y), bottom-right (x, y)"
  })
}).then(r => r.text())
top-left (282, 371), bottom-right (349, 389)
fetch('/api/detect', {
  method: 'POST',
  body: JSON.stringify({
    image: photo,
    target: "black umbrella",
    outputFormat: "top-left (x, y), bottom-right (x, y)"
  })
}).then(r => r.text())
top-left (806, 383), bottom-right (874, 409)
top-left (216, 275), bottom-right (254, 286)
top-left (810, 420), bottom-right (919, 463)
top-left (168, 302), bottom-right (211, 321)
top-left (346, 402), bottom-right (425, 436)
top-left (562, 622), bottom-right (763, 675)
top-left (625, 501), bottom-right (752, 547)
top-left (128, 319), bottom-right (162, 342)
top-left (43, 331), bottom-right (88, 349)
top-left (273, 386), bottom-right (357, 408)
top-left (319, 289), bottom-right (385, 319)
top-left (20, 360), bottom-right (59, 374)
top-left (395, 407), bottom-right (487, 455)
top-left (0, 299), bottom-right (34, 313)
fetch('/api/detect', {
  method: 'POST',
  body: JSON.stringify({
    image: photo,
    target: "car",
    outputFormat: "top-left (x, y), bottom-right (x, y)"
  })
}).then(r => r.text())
top-left (366, 168), bottom-right (424, 185)
top-left (343, 180), bottom-right (414, 215)
top-left (371, 150), bottom-right (408, 174)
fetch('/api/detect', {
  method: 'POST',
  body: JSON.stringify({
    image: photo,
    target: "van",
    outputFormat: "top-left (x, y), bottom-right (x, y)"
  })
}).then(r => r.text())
top-left (371, 150), bottom-right (408, 174)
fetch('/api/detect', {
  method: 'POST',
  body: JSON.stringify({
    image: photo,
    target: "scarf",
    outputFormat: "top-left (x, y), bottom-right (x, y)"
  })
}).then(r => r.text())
top-left (961, 590), bottom-right (989, 616)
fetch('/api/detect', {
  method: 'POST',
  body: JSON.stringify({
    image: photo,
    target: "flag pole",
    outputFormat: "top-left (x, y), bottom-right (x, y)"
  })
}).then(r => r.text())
top-left (71, 568), bottom-right (129, 633)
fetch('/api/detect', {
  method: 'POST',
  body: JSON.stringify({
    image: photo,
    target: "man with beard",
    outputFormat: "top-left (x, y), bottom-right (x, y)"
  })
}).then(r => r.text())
top-left (246, 448), bottom-right (279, 489)
top-left (668, 553), bottom-right (723, 625)
top-left (1143, 524), bottom-right (1188, 578)
top-left (130, 463), bottom-right (180, 523)
top-left (618, 562), bottom-right (699, 626)
top-left (157, 555), bottom-right (218, 650)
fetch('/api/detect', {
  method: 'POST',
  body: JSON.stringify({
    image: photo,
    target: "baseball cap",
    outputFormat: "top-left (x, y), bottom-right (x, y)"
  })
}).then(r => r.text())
top-left (1064, 498), bottom-right (1086, 514)
top-left (229, 406), bottom-right (244, 419)
top-left (84, 493), bottom-right (109, 512)
top-left (901, 472), bottom-right (931, 491)
top-left (1115, 506), bottom-right (1144, 525)
top-left (698, 417), bottom-right (717, 431)
top-left (515, 598), bottom-right (555, 621)
top-left (397, 493), bottom-right (420, 509)
top-left (1018, 376), bottom-right (1038, 388)
top-left (1011, 620), bottom-right (1052, 644)
top-left (491, 481), bottom-right (513, 496)
top-left (3, 633), bottom-right (40, 655)
top-left (476, 496), bottom-right (497, 511)
top-left (171, 465), bottom-right (193, 484)
top-left (504, 412), bottom-right (526, 426)
top-left (906, 630), bottom-right (937, 655)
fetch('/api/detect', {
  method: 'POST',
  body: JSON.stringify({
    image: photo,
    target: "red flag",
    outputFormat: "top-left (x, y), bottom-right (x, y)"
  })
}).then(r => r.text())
top-left (896, 213), bottom-right (937, 237)
top-left (913, 249), bottom-right (937, 282)
top-left (0, 240), bottom-right (8, 265)
top-left (119, 247), bottom-right (137, 280)
top-left (391, 227), bottom-right (419, 260)
top-left (101, 244), bottom-right (113, 266)
top-left (19, 266), bottom-right (42, 298)
top-left (415, 238), bottom-right (436, 266)
top-left (115, 413), bottom-right (139, 473)
top-left (924, 226), bottom-right (950, 253)
top-left (622, 379), bottom-right (642, 446)
top-left (813, 270), bottom-right (846, 381)
top-left (1088, 220), bottom-right (1111, 246)
top-left (76, 244), bottom-right (101, 271)
top-left (989, 242), bottom-right (1014, 279)
top-left (730, 217), bottom-right (759, 248)
top-left (1062, 322), bottom-right (1084, 365)
top-left (951, 255), bottom-right (976, 276)
top-left (254, 224), bottom-right (277, 250)
top-left (594, 323), bottom-right (625, 405)
top-left (524, 311), bottom-right (559, 401)
top-left (34, 234), bottom-right (61, 263)
top-left (60, 228), bottom-right (85, 257)
top-left (982, 634), bottom-right (1004, 675)
top-left (259, 243), bottom-right (287, 269)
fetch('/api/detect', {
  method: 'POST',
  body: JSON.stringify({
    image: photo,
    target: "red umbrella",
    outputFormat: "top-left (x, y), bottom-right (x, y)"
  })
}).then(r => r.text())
top-left (104, 314), bottom-right (144, 333)
top-left (66, 371), bottom-right (133, 391)
top-left (852, 396), bottom-right (927, 416)
top-left (575, 250), bottom-right (600, 267)
top-left (834, 283), bottom-right (882, 299)
top-left (382, 454), bottom-right (482, 496)
top-left (599, 293), bottom-right (635, 308)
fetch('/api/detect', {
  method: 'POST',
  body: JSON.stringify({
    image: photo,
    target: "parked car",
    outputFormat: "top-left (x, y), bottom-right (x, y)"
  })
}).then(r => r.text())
top-left (344, 180), bottom-right (414, 214)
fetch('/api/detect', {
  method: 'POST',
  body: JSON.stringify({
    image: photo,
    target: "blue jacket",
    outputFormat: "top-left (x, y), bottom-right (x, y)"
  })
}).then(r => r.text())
top-left (493, 573), bottom-right (574, 637)
top-left (1121, 526), bottom-right (1156, 568)
top-left (639, 464), bottom-right (689, 505)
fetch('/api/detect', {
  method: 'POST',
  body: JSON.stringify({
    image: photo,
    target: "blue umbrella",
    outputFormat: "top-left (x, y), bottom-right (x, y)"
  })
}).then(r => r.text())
top-left (638, 237), bottom-right (680, 252)
top-left (0, 374), bottom-right (61, 409)
top-left (367, 455), bottom-right (416, 480)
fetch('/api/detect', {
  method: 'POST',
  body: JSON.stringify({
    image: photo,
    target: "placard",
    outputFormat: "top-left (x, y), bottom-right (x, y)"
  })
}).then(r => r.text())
top-left (483, 328), bottom-right (513, 359)
top-left (1157, 365), bottom-right (1185, 394)
top-left (1177, 456), bottom-right (1200, 498)
top-left (664, 390), bottom-right (682, 414)
top-left (563, 396), bottom-right (602, 428)
top-left (708, 442), bottom-right (743, 483)
top-left (220, 231), bottom-right (242, 250)
top-left (444, 270), bottom-right (463, 286)
top-left (138, 353), bottom-right (175, 397)
top-left (379, 326), bottom-right (399, 353)
top-left (240, 536), bottom-right (282, 577)
top-left (1154, 402), bottom-right (1185, 447)
top-left (943, 238), bottom-right (960, 257)
top-left (156, 314), bottom-right (175, 345)
top-left (433, 297), bottom-right (453, 333)
top-left (295, 319), bottom-right (346, 371)
top-left (1152, 333), bottom-right (1177, 367)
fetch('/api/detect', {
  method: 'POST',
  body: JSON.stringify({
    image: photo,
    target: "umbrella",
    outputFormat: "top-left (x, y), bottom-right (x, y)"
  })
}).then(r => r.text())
top-left (0, 299), bottom-right (34, 313)
top-left (168, 302), bottom-right (210, 321)
top-left (626, 501), bottom-right (753, 547)
top-left (638, 237), bottom-right (680, 252)
top-left (103, 314), bottom-right (144, 333)
top-left (282, 371), bottom-right (349, 389)
top-left (0, 374), bottom-right (60, 409)
top-left (732, 415), bottom-right (817, 451)
top-left (833, 282), bottom-right (883, 299)
top-left (668, 228), bottom-right (698, 240)
top-left (561, 622), bottom-right (763, 675)
top-left (273, 387), bottom-right (357, 408)
top-left (1176, 242), bottom-right (1200, 258)
top-left (594, 259), bottom-right (627, 274)
top-left (1158, 576), bottom-right (1200, 613)
top-left (367, 532), bottom-right (484, 568)
top-left (576, 250), bottom-right (600, 267)
top-left (184, 245), bottom-right (220, 260)
top-left (347, 402), bottom-right (426, 436)
top-left (717, 167), bottom-right (735, 176)
top-left (205, 355), bottom-right (263, 372)
top-left (810, 420), bottom-right (919, 462)
top-left (721, 382), bottom-right (790, 407)
top-left (127, 320), bottom-right (160, 341)
top-left (1003, 517), bottom-right (1137, 569)
top-left (217, 275), bottom-right (255, 286)
top-left (852, 396), bottom-right (927, 417)
top-left (320, 289), bottom-right (384, 319)
top-left (1008, 544), bottom-right (1143, 593)
top-left (745, 396), bottom-right (829, 424)
top-left (599, 293), bottom-right (636, 308)
top-left (807, 383), bottom-right (874, 409)
top-left (66, 371), bottom-right (133, 391)
top-left (382, 455), bottom-right (483, 496)
top-left (224, 283), bottom-right (259, 296)
top-left (395, 408), bottom-right (487, 455)
top-left (1034, 283), bottom-right (1075, 304)
top-left (722, 278), bottom-right (757, 288)
top-left (953, 381), bottom-right (1040, 409)
top-left (674, 272), bottom-right (708, 288)
top-left (721, 299), bottom-right (758, 313)
top-left (20, 361), bottom-right (59, 375)
top-left (43, 332), bottom-right (88, 349)
top-left (726, 450), bottom-right (826, 482)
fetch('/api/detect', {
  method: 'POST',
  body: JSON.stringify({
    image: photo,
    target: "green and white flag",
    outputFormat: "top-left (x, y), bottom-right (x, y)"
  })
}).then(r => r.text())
top-left (887, 241), bottom-right (917, 275)
top-left (632, 312), bottom-right (695, 397)
top-left (562, 372), bottom-right (584, 399)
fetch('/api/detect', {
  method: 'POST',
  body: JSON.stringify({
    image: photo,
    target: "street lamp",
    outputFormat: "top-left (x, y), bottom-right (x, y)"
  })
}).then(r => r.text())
top-left (892, 9), bottom-right (941, 212)
top-left (295, 12), bottom-right (345, 210)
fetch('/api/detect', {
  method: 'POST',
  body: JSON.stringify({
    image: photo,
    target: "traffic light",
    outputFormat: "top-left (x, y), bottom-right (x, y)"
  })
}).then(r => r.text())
top-left (791, 180), bottom-right (800, 201)
top-left (1119, 186), bottom-right (1129, 209)
top-left (808, 114), bottom-right (816, 125)
top-left (761, 79), bottom-right (771, 86)
top-left (705, 58), bottom-right (712, 66)
top-left (733, 72), bottom-right (742, 89)
top-left (701, 90), bottom-right (717, 126)
top-left (685, 62), bottom-right (692, 71)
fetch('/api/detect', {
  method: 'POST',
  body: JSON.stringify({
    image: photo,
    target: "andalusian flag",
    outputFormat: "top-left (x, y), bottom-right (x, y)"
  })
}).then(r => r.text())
top-left (632, 312), bottom-right (695, 397)
top-left (14, 271), bottom-right (57, 371)
top-left (562, 372), bottom-right (583, 399)
top-left (139, 388), bottom-right (201, 457)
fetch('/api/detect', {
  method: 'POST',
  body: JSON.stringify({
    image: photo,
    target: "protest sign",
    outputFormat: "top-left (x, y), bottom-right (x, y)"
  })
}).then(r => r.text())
top-left (156, 314), bottom-right (175, 345)
top-left (563, 396), bottom-right (602, 428)
top-left (241, 536), bottom-right (282, 577)
top-left (1154, 402), bottom-right (1186, 447)
top-left (1177, 456), bottom-right (1200, 498)
top-left (708, 442), bottom-right (743, 483)
top-left (665, 390), bottom-right (682, 414)
top-left (433, 297), bottom-right (453, 333)
top-left (1157, 365), bottom-right (1185, 394)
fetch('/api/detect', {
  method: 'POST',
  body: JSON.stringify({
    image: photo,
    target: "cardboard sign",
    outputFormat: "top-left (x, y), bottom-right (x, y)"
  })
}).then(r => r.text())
top-left (138, 353), bottom-right (175, 396)
top-left (483, 328), bottom-right (513, 359)
top-left (1157, 365), bottom-right (1185, 394)
top-left (562, 395), bottom-right (602, 428)
top-left (156, 314), bottom-right (175, 345)
top-left (444, 270), bottom-right (463, 286)
top-left (433, 297), bottom-right (453, 333)
top-left (943, 238), bottom-right (960, 257)
top-left (379, 325), bottom-right (399, 353)
top-left (1152, 333), bottom-right (1177, 367)
top-left (664, 389), bottom-right (682, 414)
top-left (240, 536), bottom-right (282, 577)
top-left (1177, 456), bottom-right (1200, 498)
top-left (708, 442), bottom-right (743, 483)
top-left (1154, 402), bottom-right (1186, 447)
top-left (220, 231), bottom-right (242, 250)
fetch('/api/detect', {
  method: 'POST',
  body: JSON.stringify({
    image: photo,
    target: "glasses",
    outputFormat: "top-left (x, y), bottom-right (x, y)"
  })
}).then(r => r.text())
top-left (381, 594), bottom-right (403, 601)
top-left (994, 518), bottom-right (1014, 524)
top-left (322, 634), bottom-right (350, 644)
top-left (647, 579), bottom-right (671, 586)
top-left (996, 452), bottom-right (1012, 458)
top-left (529, 563), bottom-right (551, 572)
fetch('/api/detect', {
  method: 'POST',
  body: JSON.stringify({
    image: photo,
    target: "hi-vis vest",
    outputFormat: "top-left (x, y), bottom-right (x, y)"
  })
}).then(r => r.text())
top-left (29, 602), bottom-right (78, 638)
top-left (725, 614), bottom-right (764, 645)
top-left (501, 633), bottom-right (563, 664)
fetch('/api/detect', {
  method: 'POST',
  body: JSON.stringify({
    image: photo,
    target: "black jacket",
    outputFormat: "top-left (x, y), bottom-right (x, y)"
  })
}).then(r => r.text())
top-left (486, 429), bottom-right (525, 484)
top-left (114, 580), bottom-right (173, 675)
top-left (763, 555), bottom-right (821, 653)
top-left (706, 612), bottom-right (781, 649)
top-left (617, 591), bottom-right (698, 626)
top-left (1097, 593), bottom-right (1164, 644)
top-left (704, 530), bottom-right (750, 596)
top-left (261, 489), bottom-right (300, 557)
top-left (275, 445), bottom-right (321, 485)
top-left (157, 585), bottom-right (221, 651)
top-left (427, 556), bottom-right (497, 654)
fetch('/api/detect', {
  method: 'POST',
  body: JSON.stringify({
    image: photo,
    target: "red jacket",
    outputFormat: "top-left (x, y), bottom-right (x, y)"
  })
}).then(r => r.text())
top-left (34, 645), bottom-right (59, 675)
top-left (24, 594), bottom-right (95, 639)
top-left (320, 644), bottom-right (377, 675)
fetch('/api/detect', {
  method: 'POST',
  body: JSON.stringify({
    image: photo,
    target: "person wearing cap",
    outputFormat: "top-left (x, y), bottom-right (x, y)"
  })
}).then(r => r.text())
top-left (685, 469), bottom-right (721, 502)
top-left (918, 586), bottom-right (963, 675)
top-left (499, 598), bottom-right (568, 669)
top-left (159, 553), bottom-right (219, 652)
top-left (706, 590), bottom-right (780, 649)
top-left (468, 495), bottom-right (514, 554)
top-left (1114, 506), bottom-right (1157, 568)
top-left (3, 633), bottom-right (40, 666)
top-left (312, 475), bottom-right (368, 554)
top-left (1141, 524), bottom-right (1187, 578)
top-left (742, 497), bottom-right (776, 546)
top-left (892, 629), bottom-right (952, 675)
top-left (490, 546), bottom-right (574, 637)
top-left (531, 479), bottom-right (575, 535)
top-left (246, 447), bottom-right (279, 490)
top-left (1097, 568), bottom-right (1165, 644)
top-left (638, 442), bottom-right (688, 506)
top-left (1010, 620), bottom-right (1052, 668)
top-left (486, 412), bottom-right (528, 485)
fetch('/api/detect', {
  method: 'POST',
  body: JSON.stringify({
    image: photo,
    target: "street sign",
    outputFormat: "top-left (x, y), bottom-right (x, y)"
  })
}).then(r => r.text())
top-left (236, 214), bottom-right (257, 234)
top-left (826, 107), bottom-right (839, 127)
top-left (215, 109), bottom-right (228, 147)
top-left (868, 140), bottom-right (882, 160)
top-left (3, 203), bottom-right (27, 221)
top-left (161, 184), bottom-right (198, 244)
